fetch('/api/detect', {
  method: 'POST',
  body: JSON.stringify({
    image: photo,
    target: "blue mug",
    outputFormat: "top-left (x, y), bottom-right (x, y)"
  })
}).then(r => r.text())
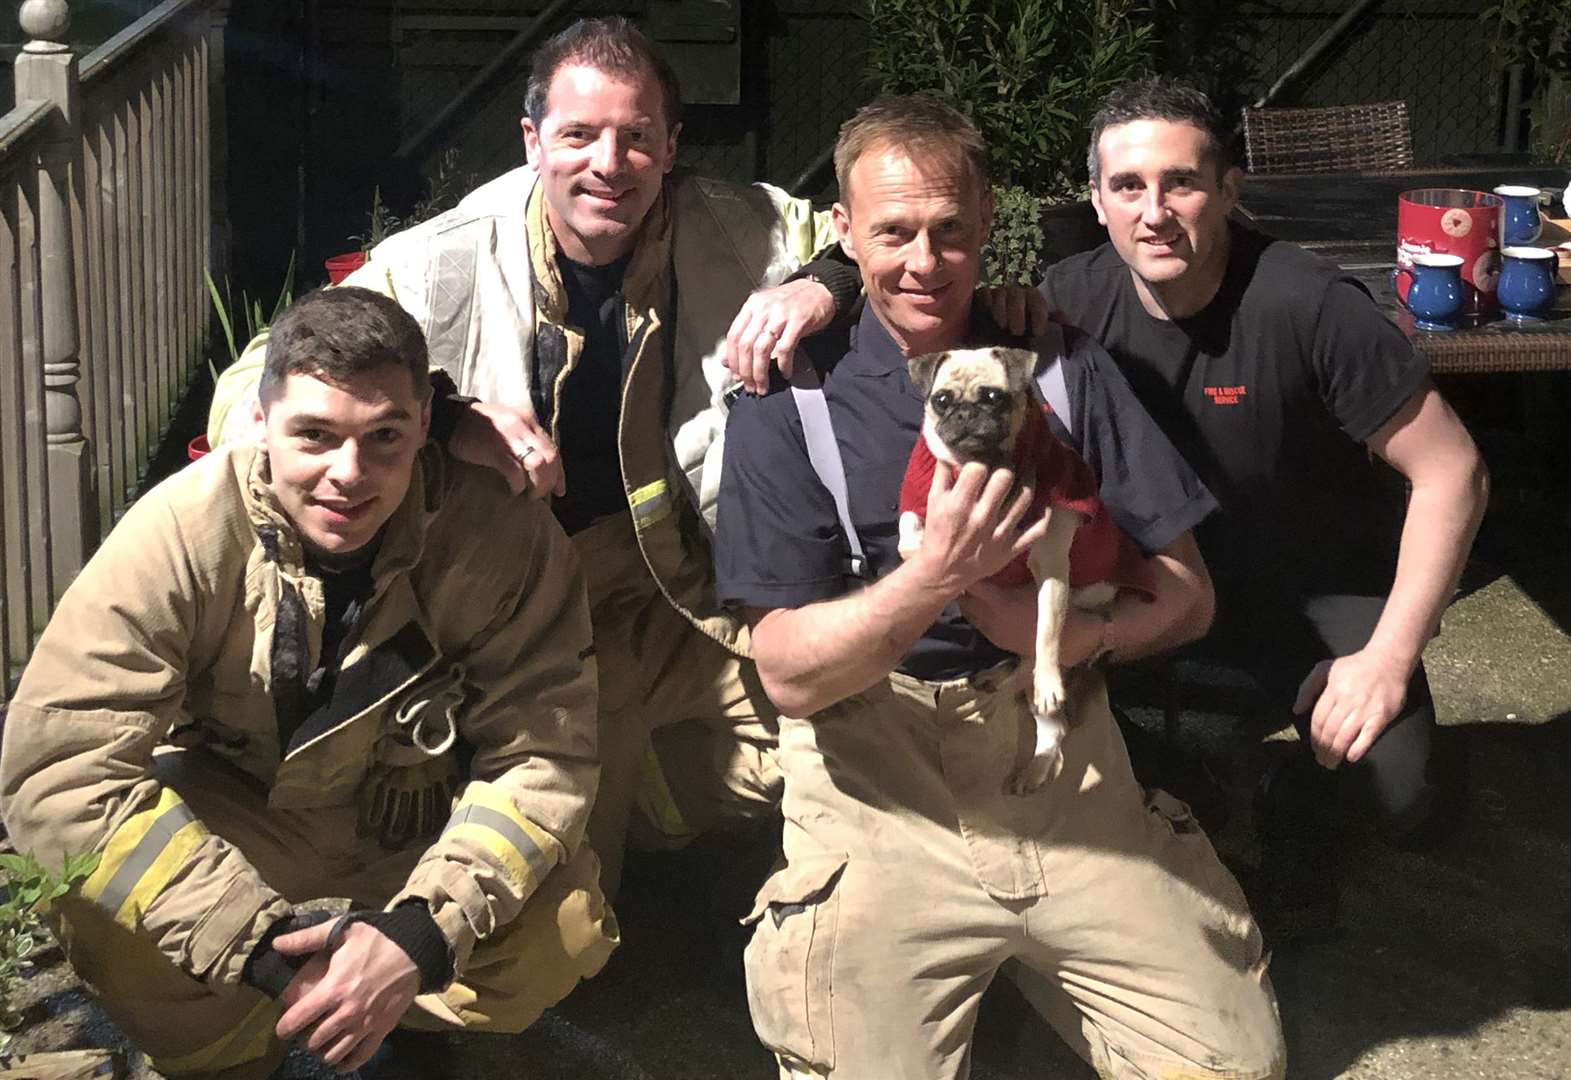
top-left (1494, 185), bottom-right (1543, 246)
top-left (1396, 253), bottom-right (1466, 330)
top-left (1496, 246), bottom-right (1557, 322)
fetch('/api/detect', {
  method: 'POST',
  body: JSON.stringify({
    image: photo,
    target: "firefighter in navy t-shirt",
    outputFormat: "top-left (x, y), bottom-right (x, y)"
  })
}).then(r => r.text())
top-left (1040, 78), bottom-right (1488, 933)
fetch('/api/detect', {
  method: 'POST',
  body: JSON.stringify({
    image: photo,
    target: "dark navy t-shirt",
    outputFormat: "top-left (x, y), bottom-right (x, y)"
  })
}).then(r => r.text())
top-left (714, 302), bottom-right (1215, 681)
top-left (1040, 222), bottom-right (1428, 598)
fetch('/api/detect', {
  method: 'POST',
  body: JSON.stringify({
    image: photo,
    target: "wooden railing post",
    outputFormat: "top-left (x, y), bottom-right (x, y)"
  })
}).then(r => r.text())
top-left (207, 0), bottom-right (228, 279)
top-left (15, 0), bottom-right (93, 597)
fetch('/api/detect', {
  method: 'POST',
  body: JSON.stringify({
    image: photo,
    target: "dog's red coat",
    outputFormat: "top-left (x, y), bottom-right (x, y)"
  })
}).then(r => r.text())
top-left (899, 402), bottom-right (1157, 597)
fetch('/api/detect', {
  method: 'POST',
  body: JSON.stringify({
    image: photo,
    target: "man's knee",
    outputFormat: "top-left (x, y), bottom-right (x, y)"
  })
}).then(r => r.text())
top-left (416, 846), bottom-right (619, 1033)
top-left (1089, 987), bottom-right (1285, 1080)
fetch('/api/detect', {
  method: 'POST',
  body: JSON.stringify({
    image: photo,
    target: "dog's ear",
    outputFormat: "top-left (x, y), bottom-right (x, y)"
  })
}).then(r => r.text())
top-left (907, 351), bottom-right (948, 398)
top-left (991, 347), bottom-right (1038, 394)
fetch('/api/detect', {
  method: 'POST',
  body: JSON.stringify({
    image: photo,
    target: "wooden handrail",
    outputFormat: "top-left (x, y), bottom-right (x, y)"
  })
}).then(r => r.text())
top-left (79, 0), bottom-right (204, 85)
top-left (0, 98), bottom-right (53, 157)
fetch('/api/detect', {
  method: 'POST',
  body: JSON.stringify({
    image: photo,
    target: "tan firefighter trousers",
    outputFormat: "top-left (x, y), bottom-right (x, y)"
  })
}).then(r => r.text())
top-left (743, 664), bottom-right (1287, 1080)
top-left (571, 510), bottom-right (782, 896)
top-left (55, 749), bottom-right (617, 1080)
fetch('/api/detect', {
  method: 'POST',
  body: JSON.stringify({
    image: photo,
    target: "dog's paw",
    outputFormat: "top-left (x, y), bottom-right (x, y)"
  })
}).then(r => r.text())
top-left (1009, 748), bottom-right (1065, 795)
top-left (1031, 672), bottom-right (1067, 725)
top-left (897, 511), bottom-right (924, 560)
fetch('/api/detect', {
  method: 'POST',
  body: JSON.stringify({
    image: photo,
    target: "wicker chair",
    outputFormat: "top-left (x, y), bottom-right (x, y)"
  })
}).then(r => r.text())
top-left (1242, 101), bottom-right (1414, 174)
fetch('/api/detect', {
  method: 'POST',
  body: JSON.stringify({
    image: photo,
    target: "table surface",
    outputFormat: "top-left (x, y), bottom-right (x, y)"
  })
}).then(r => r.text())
top-left (1238, 166), bottom-right (1571, 373)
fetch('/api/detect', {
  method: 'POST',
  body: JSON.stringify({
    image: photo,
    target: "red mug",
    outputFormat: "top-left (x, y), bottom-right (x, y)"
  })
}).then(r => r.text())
top-left (1396, 189), bottom-right (1503, 316)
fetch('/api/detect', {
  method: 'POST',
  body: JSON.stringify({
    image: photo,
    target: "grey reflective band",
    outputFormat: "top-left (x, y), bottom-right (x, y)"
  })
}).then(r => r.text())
top-left (444, 803), bottom-right (551, 881)
top-left (1034, 323), bottom-right (1072, 435)
top-left (93, 799), bottom-right (198, 917)
top-left (790, 365), bottom-right (870, 580)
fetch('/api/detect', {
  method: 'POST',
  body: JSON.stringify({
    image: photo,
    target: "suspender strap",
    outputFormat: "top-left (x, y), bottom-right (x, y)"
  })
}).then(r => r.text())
top-left (1033, 322), bottom-right (1072, 435)
top-left (789, 365), bottom-right (871, 581)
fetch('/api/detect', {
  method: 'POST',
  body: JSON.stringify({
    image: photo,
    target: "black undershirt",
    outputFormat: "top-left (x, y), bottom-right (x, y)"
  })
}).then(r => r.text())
top-left (552, 250), bottom-right (632, 535)
top-left (278, 539), bottom-right (379, 751)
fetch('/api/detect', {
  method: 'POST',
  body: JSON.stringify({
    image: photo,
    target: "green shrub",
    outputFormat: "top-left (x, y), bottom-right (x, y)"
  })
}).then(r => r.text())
top-left (1486, 0), bottom-right (1571, 163)
top-left (982, 184), bottom-right (1045, 286)
top-left (863, 0), bottom-right (1160, 198)
top-left (0, 851), bottom-right (100, 1049)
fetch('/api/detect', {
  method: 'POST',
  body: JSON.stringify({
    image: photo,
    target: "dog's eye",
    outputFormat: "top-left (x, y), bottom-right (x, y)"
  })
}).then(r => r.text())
top-left (932, 391), bottom-right (954, 410)
top-left (980, 388), bottom-right (1005, 405)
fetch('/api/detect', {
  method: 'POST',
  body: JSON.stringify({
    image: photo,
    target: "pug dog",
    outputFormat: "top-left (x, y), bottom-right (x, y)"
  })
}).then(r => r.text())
top-left (897, 346), bottom-right (1153, 793)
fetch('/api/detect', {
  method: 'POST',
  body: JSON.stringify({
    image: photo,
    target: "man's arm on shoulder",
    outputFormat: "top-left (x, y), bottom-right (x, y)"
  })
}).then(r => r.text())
top-left (0, 482), bottom-right (290, 986)
top-left (1302, 382), bottom-right (1487, 767)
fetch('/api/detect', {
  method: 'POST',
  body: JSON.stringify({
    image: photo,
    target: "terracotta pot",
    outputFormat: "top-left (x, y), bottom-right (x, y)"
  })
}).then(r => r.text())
top-left (187, 433), bottom-right (210, 461)
top-left (324, 251), bottom-right (367, 284)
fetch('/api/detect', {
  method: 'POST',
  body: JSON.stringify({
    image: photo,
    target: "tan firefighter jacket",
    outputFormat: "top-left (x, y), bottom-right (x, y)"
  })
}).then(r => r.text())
top-left (209, 167), bottom-right (835, 656)
top-left (0, 444), bottom-right (600, 986)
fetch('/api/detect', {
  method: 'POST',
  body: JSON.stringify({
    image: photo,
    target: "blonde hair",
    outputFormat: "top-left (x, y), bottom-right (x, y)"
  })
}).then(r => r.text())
top-left (833, 95), bottom-right (990, 205)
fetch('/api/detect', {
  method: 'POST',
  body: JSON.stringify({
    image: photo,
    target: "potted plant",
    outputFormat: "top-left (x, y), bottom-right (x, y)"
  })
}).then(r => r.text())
top-left (327, 148), bottom-right (477, 283)
top-left (193, 254), bottom-right (297, 459)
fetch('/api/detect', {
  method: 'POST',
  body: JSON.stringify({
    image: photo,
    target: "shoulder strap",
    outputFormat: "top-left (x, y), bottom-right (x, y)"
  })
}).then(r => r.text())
top-left (789, 365), bottom-right (870, 581)
top-left (1033, 322), bottom-right (1072, 435)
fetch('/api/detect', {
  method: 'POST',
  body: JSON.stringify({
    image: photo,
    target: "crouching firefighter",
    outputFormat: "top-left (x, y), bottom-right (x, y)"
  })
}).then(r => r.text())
top-left (0, 288), bottom-right (618, 1079)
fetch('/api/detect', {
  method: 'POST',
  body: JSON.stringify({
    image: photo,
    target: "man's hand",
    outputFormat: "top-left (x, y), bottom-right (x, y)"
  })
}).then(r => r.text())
top-left (976, 285), bottom-right (1057, 338)
top-left (723, 278), bottom-right (837, 395)
top-left (957, 579), bottom-right (1039, 654)
top-left (909, 462), bottom-right (1049, 597)
top-left (273, 919), bottom-right (422, 1073)
top-left (448, 401), bottom-right (565, 499)
top-left (1293, 647), bottom-right (1412, 768)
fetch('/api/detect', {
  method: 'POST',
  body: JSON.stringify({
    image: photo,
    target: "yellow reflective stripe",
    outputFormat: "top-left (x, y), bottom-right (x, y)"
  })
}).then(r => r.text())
top-left (151, 994), bottom-right (279, 1076)
top-left (628, 479), bottom-right (671, 530)
top-left (81, 788), bottom-right (209, 928)
top-left (635, 745), bottom-right (697, 844)
top-left (443, 782), bottom-right (555, 892)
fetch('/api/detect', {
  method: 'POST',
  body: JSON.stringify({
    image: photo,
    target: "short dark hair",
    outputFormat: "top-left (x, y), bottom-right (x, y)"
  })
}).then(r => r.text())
top-left (834, 94), bottom-right (990, 206)
top-left (524, 17), bottom-right (682, 134)
top-left (260, 287), bottom-right (429, 408)
top-left (1087, 77), bottom-right (1235, 186)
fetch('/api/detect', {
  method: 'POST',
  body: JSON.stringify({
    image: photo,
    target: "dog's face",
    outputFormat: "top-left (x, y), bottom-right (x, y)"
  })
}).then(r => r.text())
top-left (908, 346), bottom-right (1036, 468)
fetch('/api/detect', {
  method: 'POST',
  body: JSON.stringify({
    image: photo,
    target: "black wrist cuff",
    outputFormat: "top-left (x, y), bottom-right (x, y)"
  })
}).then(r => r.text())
top-left (427, 369), bottom-right (477, 448)
top-left (790, 257), bottom-right (861, 322)
top-left (241, 910), bottom-right (334, 998)
top-left (349, 900), bottom-right (454, 993)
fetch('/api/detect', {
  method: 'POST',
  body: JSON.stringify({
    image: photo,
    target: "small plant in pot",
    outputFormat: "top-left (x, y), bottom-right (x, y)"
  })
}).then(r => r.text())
top-left (192, 253), bottom-right (297, 459)
top-left (329, 148), bottom-right (478, 283)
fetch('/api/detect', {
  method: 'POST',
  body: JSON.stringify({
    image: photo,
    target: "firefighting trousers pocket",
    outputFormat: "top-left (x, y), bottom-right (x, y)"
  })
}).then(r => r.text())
top-left (741, 851), bottom-right (848, 1073)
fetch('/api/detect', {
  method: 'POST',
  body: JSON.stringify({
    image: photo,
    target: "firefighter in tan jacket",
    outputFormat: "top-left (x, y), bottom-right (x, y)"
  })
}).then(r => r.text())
top-left (208, 18), bottom-right (852, 898)
top-left (0, 288), bottom-right (616, 1079)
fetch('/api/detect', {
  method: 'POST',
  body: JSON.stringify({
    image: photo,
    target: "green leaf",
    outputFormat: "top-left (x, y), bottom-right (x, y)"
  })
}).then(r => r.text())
top-left (62, 852), bottom-right (101, 884)
top-left (205, 270), bottom-right (239, 368)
